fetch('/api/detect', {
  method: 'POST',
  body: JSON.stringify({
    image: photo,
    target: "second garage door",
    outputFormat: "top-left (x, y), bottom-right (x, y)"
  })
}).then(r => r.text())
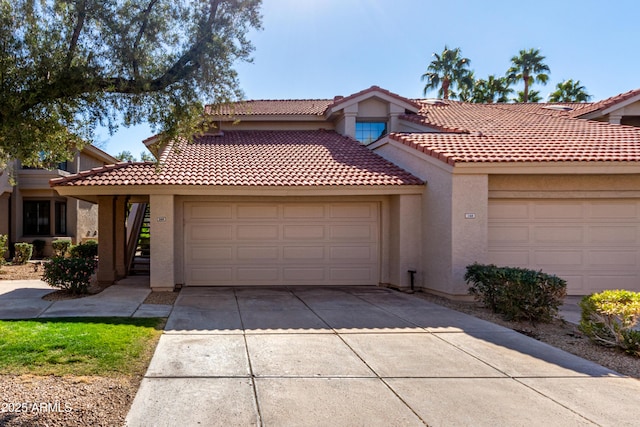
top-left (184, 201), bottom-right (380, 286)
top-left (488, 199), bottom-right (640, 294)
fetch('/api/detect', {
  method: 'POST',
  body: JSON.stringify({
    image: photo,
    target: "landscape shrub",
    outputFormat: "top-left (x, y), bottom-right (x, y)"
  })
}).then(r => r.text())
top-left (32, 239), bottom-right (46, 258)
top-left (51, 239), bottom-right (71, 258)
top-left (42, 257), bottom-right (98, 294)
top-left (579, 290), bottom-right (640, 357)
top-left (0, 234), bottom-right (7, 265)
top-left (13, 242), bottom-right (33, 265)
top-left (465, 263), bottom-right (567, 323)
top-left (70, 240), bottom-right (98, 259)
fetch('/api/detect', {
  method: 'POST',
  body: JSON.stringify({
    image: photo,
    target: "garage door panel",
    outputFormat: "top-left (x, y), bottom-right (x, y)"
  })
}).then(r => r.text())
top-left (589, 226), bottom-right (637, 243)
top-left (588, 251), bottom-right (637, 267)
top-left (283, 225), bottom-right (325, 239)
top-left (237, 205), bottom-right (278, 219)
top-left (534, 250), bottom-right (583, 267)
top-left (188, 204), bottom-right (233, 219)
top-left (489, 226), bottom-right (529, 243)
top-left (283, 205), bottom-right (325, 218)
top-left (533, 202), bottom-right (583, 219)
top-left (184, 202), bottom-right (379, 286)
top-left (283, 268), bottom-right (326, 281)
top-left (237, 225), bottom-right (279, 240)
top-left (533, 226), bottom-right (583, 243)
top-left (488, 250), bottom-right (530, 266)
top-left (283, 246), bottom-right (324, 260)
top-left (330, 204), bottom-right (376, 219)
top-left (330, 246), bottom-right (374, 260)
top-left (186, 224), bottom-right (233, 241)
top-left (237, 246), bottom-right (279, 260)
top-left (489, 201), bottom-right (529, 219)
top-left (489, 199), bottom-right (640, 294)
top-left (589, 202), bottom-right (637, 219)
top-left (329, 225), bottom-right (375, 240)
top-left (237, 268), bottom-right (279, 281)
top-left (187, 246), bottom-right (233, 261)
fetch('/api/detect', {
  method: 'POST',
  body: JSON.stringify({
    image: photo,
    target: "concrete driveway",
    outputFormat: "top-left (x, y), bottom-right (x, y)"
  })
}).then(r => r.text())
top-left (126, 286), bottom-right (640, 427)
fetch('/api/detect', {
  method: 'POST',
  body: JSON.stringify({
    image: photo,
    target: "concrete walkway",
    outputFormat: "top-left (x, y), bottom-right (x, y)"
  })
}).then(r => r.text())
top-left (0, 277), bottom-right (172, 319)
top-left (124, 287), bottom-right (639, 427)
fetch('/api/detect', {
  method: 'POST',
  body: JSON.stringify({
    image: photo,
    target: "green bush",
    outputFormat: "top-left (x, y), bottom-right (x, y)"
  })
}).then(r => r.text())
top-left (70, 240), bottom-right (98, 259)
top-left (579, 290), bottom-right (640, 356)
top-left (42, 257), bottom-right (98, 294)
top-left (0, 234), bottom-right (8, 265)
top-left (32, 239), bottom-right (46, 258)
top-left (51, 239), bottom-right (71, 258)
top-left (13, 242), bottom-right (33, 265)
top-left (465, 263), bottom-right (567, 323)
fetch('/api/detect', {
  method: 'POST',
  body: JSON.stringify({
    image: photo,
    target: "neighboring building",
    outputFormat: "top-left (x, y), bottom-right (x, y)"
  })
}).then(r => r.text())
top-left (2, 145), bottom-right (118, 257)
top-left (51, 86), bottom-right (640, 297)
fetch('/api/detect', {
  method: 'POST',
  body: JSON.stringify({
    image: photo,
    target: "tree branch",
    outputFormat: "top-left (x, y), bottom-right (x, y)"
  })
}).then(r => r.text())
top-left (66, 0), bottom-right (87, 69)
top-left (132, 0), bottom-right (160, 79)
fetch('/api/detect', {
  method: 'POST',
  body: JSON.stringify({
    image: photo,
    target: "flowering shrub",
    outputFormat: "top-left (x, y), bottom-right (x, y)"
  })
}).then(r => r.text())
top-left (42, 257), bottom-right (98, 294)
top-left (13, 242), bottom-right (33, 265)
top-left (51, 239), bottom-right (71, 258)
top-left (70, 240), bottom-right (98, 259)
top-left (465, 263), bottom-right (567, 323)
top-left (580, 290), bottom-right (640, 357)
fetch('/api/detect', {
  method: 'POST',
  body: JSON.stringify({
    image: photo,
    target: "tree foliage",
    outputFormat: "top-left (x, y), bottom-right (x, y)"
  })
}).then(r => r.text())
top-left (549, 79), bottom-right (592, 102)
top-left (421, 46), bottom-right (472, 100)
top-left (472, 75), bottom-right (512, 103)
top-left (507, 48), bottom-right (550, 103)
top-left (0, 0), bottom-right (262, 168)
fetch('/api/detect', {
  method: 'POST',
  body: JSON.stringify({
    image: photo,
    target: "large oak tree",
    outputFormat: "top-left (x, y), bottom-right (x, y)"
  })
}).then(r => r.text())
top-left (0, 0), bottom-right (261, 167)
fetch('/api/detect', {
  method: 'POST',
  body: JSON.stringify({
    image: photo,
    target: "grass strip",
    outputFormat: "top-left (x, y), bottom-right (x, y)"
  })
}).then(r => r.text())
top-left (0, 317), bottom-right (164, 376)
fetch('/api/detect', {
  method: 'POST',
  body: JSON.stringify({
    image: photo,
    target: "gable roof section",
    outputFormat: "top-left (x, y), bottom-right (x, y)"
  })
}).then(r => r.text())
top-left (570, 88), bottom-right (640, 118)
top-left (51, 130), bottom-right (423, 187)
top-left (391, 100), bottom-right (640, 165)
top-left (325, 86), bottom-right (421, 117)
top-left (206, 99), bottom-right (332, 116)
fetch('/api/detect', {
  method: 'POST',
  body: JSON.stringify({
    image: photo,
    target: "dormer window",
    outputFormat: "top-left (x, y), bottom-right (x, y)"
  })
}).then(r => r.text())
top-left (355, 121), bottom-right (387, 144)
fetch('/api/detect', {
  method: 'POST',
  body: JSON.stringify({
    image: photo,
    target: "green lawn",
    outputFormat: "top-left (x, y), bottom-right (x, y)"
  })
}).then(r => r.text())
top-left (0, 317), bottom-right (164, 376)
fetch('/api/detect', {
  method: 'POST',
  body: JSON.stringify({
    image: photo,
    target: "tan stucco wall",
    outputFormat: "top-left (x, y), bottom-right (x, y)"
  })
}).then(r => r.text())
top-left (489, 174), bottom-right (640, 198)
top-left (357, 98), bottom-right (388, 118)
top-left (387, 194), bottom-right (422, 288)
top-left (373, 139), bottom-right (490, 297)
top-left (150, 194), bottom-right (175, 290)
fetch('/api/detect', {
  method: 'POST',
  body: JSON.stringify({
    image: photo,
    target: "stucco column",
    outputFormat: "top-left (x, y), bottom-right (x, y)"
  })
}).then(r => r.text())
top-left (388, 194), bottom-right (422, 288)
top-left (114, 196), bottom-right (127, 278)
top-left (344, 110), bottom-right (357, 139)
top-left (609, 114), bottom-right (622, 125)
top-left (97, 195), bottom-right (116, 284)
top-left (450, 174), bottom-right (489, 294)
top-left (149, 194), bottom-right (175, 291)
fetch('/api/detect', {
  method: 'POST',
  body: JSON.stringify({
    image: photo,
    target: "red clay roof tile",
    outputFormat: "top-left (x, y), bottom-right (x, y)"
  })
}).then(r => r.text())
top-left (51, 131), bottom-right (423, 187)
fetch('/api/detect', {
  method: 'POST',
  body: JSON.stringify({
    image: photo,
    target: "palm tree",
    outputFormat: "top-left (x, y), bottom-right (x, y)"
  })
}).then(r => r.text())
top-left (514, 90), bottom-right (542, 103)
top-left (472, 75), bottom-right (513, 103)
top-left (422, 46), bottom-right (472, 100)
top-left (454, 71), bottom-right (476, 101)
top-left (507, 48), bottom-right (550, 102)
top-left (549, 79), bottom-right (592, 102)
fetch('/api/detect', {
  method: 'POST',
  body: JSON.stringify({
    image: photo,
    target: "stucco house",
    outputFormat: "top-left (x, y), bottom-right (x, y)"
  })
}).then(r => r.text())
top-left (1, 145), bottom-right (118, 257)
top-left (51, 86), bottom-right (640, 298)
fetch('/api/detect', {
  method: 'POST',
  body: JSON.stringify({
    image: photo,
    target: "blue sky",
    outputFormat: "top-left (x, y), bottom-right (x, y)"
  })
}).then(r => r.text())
top-left (100, 0), bottom-right (640, 157)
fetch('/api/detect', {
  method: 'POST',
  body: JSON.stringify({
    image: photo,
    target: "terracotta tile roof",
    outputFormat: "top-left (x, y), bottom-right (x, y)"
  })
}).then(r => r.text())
top-left (327, 85), bottom-right (421, 111)
top-left (392, 100), bottom-right (640, 165)
top-left (51, 131), bottom-right (423, 187)
top-left (569, 88), bottom-right (640, 118)
top-left (206, 99), bottom-right (332, 116)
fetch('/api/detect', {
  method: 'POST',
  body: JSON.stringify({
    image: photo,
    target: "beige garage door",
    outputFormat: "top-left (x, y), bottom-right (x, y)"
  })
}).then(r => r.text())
top-left (488, 199), bottom-right (640, 294)
top-left (184, 201), bottom-right (380, 286)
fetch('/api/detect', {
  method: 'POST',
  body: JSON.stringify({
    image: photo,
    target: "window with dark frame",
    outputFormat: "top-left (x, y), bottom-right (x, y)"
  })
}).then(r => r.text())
top-left (23, 200), bottom-right (51, 236)
top-left (55, 201), bottom-right (67, 235)
top-left (355, 121), bottom-right (387, 144)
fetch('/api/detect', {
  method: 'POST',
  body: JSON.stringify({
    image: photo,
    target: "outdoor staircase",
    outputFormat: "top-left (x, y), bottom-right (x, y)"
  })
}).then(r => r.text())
top-left (127, 203), bottom-right (150, 276)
